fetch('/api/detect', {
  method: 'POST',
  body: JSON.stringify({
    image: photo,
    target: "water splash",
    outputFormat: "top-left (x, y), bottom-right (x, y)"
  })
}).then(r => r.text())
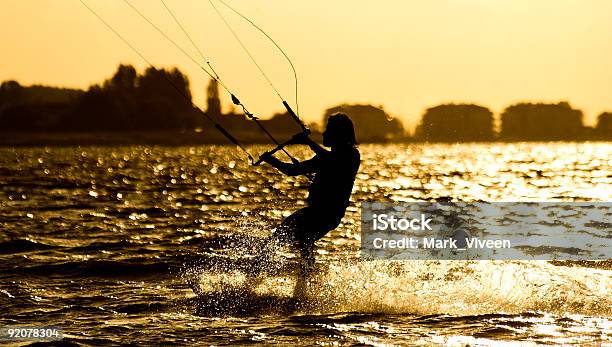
top-left (191, 259), bottom-right (611, 317)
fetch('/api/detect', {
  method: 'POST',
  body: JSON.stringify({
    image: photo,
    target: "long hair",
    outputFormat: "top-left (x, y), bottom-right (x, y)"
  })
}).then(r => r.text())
top-left (327, 113), bottom-right (357, 146)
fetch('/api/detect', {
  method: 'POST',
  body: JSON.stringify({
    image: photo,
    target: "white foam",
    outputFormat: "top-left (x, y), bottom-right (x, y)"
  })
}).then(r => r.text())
top-left (193, 260), bottom-right (611, 316)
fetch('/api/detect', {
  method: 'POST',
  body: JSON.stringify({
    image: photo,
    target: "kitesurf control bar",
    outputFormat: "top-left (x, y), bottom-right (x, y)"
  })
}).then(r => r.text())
top-left (251, 101), bottom-right (310, 166)
top-left (252, 103), bottom-right (310, 166)
top-left (230, 94), bottom-right (299, 163)
top-left (252, 135), bottom-right (300, 166)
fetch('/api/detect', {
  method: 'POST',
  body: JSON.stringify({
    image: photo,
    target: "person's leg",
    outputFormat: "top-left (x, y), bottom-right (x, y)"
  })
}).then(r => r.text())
top-left (298, 241), bottom-right (315, 275)
top-left (292, 213), bottom-right (342, 296)
top-left (250, 208), bottom-right (307, 276)
top-left (294, 210), bottom-right (341, 273)
top-left (293, 239), bottom-right (317, 298)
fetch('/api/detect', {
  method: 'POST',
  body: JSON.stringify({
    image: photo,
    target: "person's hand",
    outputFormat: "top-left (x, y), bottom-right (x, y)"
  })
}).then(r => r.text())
top-left (289, 132), bottom-right (310, 145)
top-left (259, 151), bottom-right (274, 163)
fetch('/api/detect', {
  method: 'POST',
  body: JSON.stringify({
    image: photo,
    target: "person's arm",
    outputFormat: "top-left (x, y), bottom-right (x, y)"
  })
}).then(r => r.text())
top-left (263, 154), bottom-right (319, 176)
top-left (304, 137), bottom-right (328, 156)
top-left (291, 132), bottom-right (328, 156)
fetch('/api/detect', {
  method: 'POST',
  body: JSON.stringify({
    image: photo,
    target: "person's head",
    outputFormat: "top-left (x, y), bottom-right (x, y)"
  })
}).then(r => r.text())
top-left (323, 113), bottom-right (357, 148)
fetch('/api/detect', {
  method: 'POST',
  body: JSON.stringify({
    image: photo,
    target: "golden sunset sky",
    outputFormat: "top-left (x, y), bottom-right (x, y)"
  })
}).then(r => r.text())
top-left (2, 0), bottom-right (611, 129)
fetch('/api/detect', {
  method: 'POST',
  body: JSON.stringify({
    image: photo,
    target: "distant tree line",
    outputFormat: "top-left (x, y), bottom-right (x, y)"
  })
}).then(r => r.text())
top-left (415, 104), bottom-right (493, 141)
top-left (0, 64), bottom-right (199, 132)
top-left (323, 104), bottom-right (404, 142)
top-left (1, 64), bottom-right (611, 142)
top-left (204, 82), bottom-right (406, 142)
top-left (500, 102), bottom-right (583, 140)
top-left (415, 102), bottom-right (611, 141)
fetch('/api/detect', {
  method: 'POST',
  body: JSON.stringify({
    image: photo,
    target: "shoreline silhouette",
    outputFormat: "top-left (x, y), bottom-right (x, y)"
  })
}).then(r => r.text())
top-left (1, 65), bottom-right (611, 145)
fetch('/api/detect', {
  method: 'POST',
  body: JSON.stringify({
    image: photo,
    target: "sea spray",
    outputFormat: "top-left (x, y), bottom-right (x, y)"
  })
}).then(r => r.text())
top-left (191, 259), bottom-right (611, 317)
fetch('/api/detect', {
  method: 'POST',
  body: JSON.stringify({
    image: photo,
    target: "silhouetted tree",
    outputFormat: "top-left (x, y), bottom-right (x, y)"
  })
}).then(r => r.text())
top-left (500, 102), bottom-right (584, 140)
top-left (266, 112), bottom-right (300, 132)
top-left (0, 81), bottom-right (23, 107)
top-left (0, 80), bottom-right (21, 91)
top-left (216, 109), bottom-right (258, 136)
top-left (65, 85), bottom-right (125, 131)
top-left (0, 81), bottom-right (82, 131)
top-left (323, 104), bottom-right (404, 142)
top-left (0, 103), bottom-right (71, 131)
top-left (1, 81), bottom-right (82, 107)
top-left (595, 112), bottom-right (612, 139)
top-left (416, 104), bottom-right (494, 141)
top-left (99, 64), bottom-right (139, 130)
top-left (106, 64), bottom-right (138, 92)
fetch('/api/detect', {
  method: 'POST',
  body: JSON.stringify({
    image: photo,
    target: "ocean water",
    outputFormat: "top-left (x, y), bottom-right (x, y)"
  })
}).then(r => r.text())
top-left (0, 142), bottom-right (610, 346)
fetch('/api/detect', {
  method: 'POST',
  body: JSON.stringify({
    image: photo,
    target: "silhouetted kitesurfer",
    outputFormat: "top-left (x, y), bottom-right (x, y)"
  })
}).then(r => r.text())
top-left (255, 113), bottom-right (360, 276)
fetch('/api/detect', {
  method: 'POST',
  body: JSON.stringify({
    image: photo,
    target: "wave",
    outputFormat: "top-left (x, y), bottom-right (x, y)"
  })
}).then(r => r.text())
top-left (70, 240), bottom-right (141, 252)
top-left (189, 260), bottom-right (612, 317)
top-left (0, 239), bottom-right (59, 254)
top-left (10, 260), bottom-right (171, 278)
top-left (0, 239), bottom-right (159, 254)
top-left (192, 288), bottom-right (299, 316)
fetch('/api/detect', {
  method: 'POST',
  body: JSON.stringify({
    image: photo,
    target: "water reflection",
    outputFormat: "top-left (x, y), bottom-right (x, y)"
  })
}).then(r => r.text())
top-left (0, 143), bottom-right (610, 345)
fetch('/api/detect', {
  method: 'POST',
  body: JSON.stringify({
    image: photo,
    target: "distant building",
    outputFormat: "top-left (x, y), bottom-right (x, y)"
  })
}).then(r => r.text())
top-left (206, 79), bottom-right (221, 118)
top-left (323, 104), bottom-right (405, 142)
top-left (416, 104), bottom-right (494, 141)
top-left (500, 102), bottom-right (584, 140)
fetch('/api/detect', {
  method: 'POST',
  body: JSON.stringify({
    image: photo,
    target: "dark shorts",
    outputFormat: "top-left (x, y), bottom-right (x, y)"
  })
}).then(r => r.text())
top-left (273, 206), bottom-right (344, 248)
